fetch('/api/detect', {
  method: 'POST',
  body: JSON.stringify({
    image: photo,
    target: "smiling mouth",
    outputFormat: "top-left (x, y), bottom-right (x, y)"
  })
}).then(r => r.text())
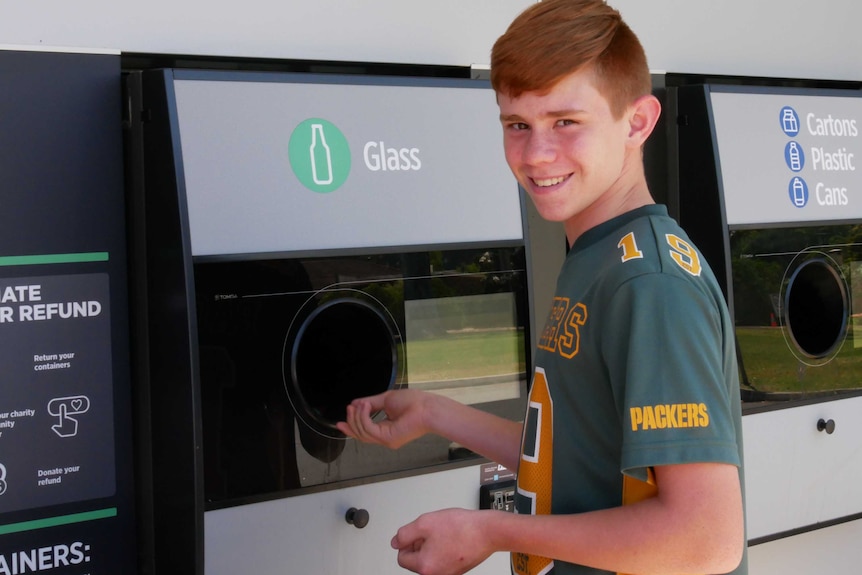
top-left (532, 175), bottom-right (568, 188)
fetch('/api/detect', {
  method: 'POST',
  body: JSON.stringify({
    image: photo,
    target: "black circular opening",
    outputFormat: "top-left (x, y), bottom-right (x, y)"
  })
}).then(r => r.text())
top-left (289, 297), bottom-right (397, 435)
top-left (785, 258), bottom-right (848, 359)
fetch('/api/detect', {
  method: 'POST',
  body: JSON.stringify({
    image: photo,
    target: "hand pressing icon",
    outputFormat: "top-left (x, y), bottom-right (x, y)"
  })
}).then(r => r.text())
top-left (47, 396), bottom-right (90, 438)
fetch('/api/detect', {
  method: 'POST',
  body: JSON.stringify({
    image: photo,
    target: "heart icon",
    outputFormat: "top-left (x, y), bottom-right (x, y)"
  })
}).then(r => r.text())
top-left (71, 399), bottom-right (83, 411)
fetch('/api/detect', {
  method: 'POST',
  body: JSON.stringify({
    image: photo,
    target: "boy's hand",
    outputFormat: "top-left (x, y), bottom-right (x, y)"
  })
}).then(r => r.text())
top-left (392, 508), bottom-right (495, 575)
top-left (336, 389), bottom-right (433, 449)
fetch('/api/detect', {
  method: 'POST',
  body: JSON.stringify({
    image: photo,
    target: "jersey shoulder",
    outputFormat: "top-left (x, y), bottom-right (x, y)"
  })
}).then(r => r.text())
top-left (602, 213), bottom-right (707, 284)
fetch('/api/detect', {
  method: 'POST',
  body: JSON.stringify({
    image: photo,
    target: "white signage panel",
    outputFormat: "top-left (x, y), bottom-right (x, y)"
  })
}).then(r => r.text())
top-left (173, 73), bottom-right (522, 256)
top-left (710, 88), bottom-right (862, 227)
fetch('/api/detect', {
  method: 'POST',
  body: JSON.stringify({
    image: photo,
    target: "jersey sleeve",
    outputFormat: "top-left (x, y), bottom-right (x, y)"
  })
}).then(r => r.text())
top-left (601, 271), bottom-right (741, 479)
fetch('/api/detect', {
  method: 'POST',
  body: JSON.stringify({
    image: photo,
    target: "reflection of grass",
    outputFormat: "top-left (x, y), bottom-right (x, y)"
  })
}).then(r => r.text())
top-left (736, 326), bottom-right (862, 394)
top-left (407, 330), bottom-right (526, 382)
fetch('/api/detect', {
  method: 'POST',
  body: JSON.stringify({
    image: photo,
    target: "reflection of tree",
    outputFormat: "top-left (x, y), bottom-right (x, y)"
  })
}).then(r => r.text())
top-left (364, 281), bottom-right (405, 326)
top-left (730, 251), bottom-right (782, 326)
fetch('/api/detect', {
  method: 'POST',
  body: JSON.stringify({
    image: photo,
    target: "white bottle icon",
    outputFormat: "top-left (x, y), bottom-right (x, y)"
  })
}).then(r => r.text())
top-left (792, 177), bottom-right (806, 206)
top-left (310, 123), bottom-right (334, 185)
top-left (788, 142), bottom-right (802, 171)
top-left (782, 108), bottom-right (799, 135)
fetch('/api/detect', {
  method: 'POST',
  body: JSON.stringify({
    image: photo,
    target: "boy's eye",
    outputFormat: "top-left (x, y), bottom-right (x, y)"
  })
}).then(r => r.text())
top-left (509, 122), bottom-right (529, 131)
top-left (557, 119), bottom-right (576, 127)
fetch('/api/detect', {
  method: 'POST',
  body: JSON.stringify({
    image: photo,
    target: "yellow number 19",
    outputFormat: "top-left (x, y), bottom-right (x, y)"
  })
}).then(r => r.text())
top-left (618, 231), bottom-right (702, 278)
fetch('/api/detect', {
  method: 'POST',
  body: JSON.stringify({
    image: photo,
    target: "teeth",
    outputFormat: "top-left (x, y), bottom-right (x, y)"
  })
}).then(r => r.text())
top-left (534, 176), bottom-right (566, 187)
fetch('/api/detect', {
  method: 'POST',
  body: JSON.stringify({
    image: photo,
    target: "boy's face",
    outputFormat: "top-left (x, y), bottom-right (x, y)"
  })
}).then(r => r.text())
top-left (498, 67), bottom-right (641, 232)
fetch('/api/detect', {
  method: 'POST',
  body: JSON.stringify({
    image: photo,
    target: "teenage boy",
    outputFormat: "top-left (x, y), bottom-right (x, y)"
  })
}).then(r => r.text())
top-left (337, 1), bottom-right (747, 574)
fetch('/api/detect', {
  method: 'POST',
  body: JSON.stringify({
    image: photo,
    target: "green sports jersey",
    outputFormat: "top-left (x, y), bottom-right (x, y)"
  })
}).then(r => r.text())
top-left (512, 205), bottom-right (747, 575)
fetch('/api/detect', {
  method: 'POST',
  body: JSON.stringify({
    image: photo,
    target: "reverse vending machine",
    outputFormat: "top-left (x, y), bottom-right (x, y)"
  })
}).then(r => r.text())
top-left (127, 68), bottom-right (532, 574)
top-left (672, 82), bottom-right (862, 400)
top-left (668, 78), bottom-right (862, 548)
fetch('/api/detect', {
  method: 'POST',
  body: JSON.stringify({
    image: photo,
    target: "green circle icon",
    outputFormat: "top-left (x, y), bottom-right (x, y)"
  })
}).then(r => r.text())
top-left (288, 118), bottom-right (351, 193)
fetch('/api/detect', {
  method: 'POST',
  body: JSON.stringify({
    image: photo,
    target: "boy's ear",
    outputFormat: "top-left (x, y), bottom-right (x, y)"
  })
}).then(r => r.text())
top-left (627, 94), bottom-right (662, 146)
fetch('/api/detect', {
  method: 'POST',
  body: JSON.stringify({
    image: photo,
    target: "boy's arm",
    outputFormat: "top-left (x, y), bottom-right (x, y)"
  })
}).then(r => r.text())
top-left (393, 461), bottom-right (744, 575)
top-left (504, 461), bottom-right (743, 574)
top-left (337, 389), bottom-right (524, 472)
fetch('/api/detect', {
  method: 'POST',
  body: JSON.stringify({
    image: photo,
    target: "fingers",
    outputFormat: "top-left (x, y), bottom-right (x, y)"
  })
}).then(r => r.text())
top-left (396, 542), bottom-right (425, 574)
top-left (391, 532), bottom-right (423, 552)
top-left (334, 418), bottom-right (356, 438)
top-left (336, 389), bottom-right (427, 449)
top-left (392, 523), bottom-right (425, 573)
top-left (337, 396), bottom-right (383, 444)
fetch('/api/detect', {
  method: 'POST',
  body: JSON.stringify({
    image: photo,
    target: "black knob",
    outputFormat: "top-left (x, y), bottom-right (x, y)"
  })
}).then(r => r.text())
top-left (345, 507), bottom-right (370, 529)
top-left (817, 419), bottom-right (836, 434)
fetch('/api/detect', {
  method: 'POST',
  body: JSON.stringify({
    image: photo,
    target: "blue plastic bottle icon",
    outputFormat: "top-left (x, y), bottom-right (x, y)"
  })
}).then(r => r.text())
top-left (787, 141), bottom-right (803, 171)
top-left (310, 123), bottom-right (334, 185)
top-left (781, 107), bottom-right (799, 136)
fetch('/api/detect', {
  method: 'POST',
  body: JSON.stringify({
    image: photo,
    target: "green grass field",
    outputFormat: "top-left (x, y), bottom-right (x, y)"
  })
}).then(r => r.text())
top-left (406, 330), bottom-right (526, 382)
top-left (736, 325), bottom-right (862, 394)
top-left (404, 326), bottom-right (862, 395)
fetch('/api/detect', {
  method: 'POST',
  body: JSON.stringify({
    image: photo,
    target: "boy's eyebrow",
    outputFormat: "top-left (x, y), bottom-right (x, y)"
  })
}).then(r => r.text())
top-left (548, 108), bottom-right (586, 118)
top-left (499, 109), bottom-right (586, 122)
top-left (499, 113), bottom-right (525, 123)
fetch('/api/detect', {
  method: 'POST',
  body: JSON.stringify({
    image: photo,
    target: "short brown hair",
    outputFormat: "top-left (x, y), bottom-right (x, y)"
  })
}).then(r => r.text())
top-left (490, 0), bottom-right (651, 118)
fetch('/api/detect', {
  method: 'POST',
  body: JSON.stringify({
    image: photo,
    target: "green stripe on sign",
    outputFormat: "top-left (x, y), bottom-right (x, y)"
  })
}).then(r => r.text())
top-left (0, 252), bottom-right (109, 267)
top-left (0, 508), bottom-right (117, 535)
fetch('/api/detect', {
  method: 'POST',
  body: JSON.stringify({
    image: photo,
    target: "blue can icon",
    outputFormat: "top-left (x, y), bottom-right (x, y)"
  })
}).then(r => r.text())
top-left (788, 176), bottom-right (808, 208)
